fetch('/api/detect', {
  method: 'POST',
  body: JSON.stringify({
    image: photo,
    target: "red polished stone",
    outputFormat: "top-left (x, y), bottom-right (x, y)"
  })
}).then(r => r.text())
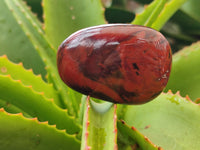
top-left (57, 24), bottom-right (172, 104)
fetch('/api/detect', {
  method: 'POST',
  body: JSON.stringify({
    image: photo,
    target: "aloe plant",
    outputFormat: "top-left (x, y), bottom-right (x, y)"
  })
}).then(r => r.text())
top-left (0, 0), bottom-right (200, 149)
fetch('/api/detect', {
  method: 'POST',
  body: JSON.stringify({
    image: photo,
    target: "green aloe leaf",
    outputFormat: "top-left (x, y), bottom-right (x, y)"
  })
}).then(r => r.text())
top-left (0, 55), bottom-right (60, 107)
top-left (132, 0), bottom-right (189, 31)
top-left (151, 0), bottom-right (188, 30)
top-left (121, 91), bottom-right (200, 150)
top-left (165, 41), bottom-right (200, 100)
top-left (0, 108), bottom-right (80, 150)
top-left (0, 99), bottom-right (31, 118)
top-left (0, 0), bottom-right (46, 78)
top-left (5, 0), bottom-right (81, 115)
top-left (117, 120), bottom-right (161, 150)
top-left (132, 0), bottom-right (167, 27)
top-left (0, 75), bottom-right (81, 135)
top-left (43, 0), bottom-right (106, 49)
top-left (81, 97), bottom-right (117, 150)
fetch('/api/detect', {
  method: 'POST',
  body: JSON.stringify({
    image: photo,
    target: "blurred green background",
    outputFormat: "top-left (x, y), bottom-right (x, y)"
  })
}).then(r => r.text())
top-left (24, 0), bottom-right (200, 53)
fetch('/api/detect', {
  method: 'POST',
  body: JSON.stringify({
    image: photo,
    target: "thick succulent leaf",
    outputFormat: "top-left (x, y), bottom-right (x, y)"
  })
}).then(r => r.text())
top-left (132, 0), bottom-right (167, 27)
top-left (5, 0), bottom-right (81, 115)
top-left (78, 95), bottom-right (87, 125)
top-left (117, 120), bottom-right (161, 150)
top-left (0, 55), bottom-right (61, 106)
top-left (0, 108), bottom-right (80, 150)
top-left (0, 0), bottom-right (46, 78)
top-left (0, 99), bottom-right (31, 118)
top-left (151, 0), bottom-right (188, 30)
top-left (121, 91), bottom-right (200, 150)
top-left (165, 41), bottom-right (200, 100)
top-left (81, 97), bottom-right (117, 150)
top-left (43, 0), bottom-right (106, 49)
top-left (132, 0), bottom-right (188, 31)
top-left (0, 75), bottom-right (81, 135)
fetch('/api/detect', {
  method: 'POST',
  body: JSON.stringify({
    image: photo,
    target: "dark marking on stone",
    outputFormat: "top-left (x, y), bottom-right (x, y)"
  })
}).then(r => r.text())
top-left (143, 49), bottom-right (148, 53)
top-left (80, 44), bottom-right (121, 81)
top-left (168, 51), bottom-right (171, 59)
top-left (118, 86), bottom-right (138, 102)
top-left (70, 85), bottom-right (93, 96)
top-left (136, 71), bottom-right (139, 76)
top-left (153, 57), bottom-right (159, 61)
top-left (91, 91), bottom-right (114, 103)
top-left (132, 63), bottom-right (139, 70)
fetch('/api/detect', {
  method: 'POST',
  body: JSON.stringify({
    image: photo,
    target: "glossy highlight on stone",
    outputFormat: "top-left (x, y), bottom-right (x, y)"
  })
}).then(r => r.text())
top-left (57, 24), bottom-right (172, 104)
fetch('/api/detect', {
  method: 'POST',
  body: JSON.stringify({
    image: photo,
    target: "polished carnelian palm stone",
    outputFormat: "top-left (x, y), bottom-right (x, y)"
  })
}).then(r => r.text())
top-left (57, 24), bottom-right (172, 104)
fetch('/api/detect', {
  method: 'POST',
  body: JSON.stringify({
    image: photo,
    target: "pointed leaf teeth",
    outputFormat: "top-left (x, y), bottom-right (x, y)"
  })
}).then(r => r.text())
top-left (144, 4), bottom-right (148, 9)
top-left (18, 62), bottom-right (23, 66)
top-left (0, 108), bottom-right (5, 112)
top-left (0, 109), bottom-right (76, 136)
top-left (175, 91), bottom-right (180, 95)
top-left (31, 117), bottom-right (38, 121)
top-left (0, 55), bottom-right (8, 59)
top-left (166, 89), bottom-right (173, 94)
top-left (118, 120), bottom-right (160, 149)
top-left (0, 75), bottom-right (80, 134)
top-left (42, 24), bottom-right (45, 30)
top-left (60, 129), bottom-right (67, 133)
top-left (17, 112), bottom-right (23, 116)
top-left (0, 111), bottom-right (81, 148)
top-left (131, 126), bottom-right (137, 131)
top-left (5, 74), bottom-right (11, 78)
top-left (174, 91), bottom-right (194, 103)
top-left (158, 147), bottom-right (164, 150)
top-left (0, 107), bottom-right (25, 117)
top-left (33, 13), bottom-right (37, 17)
top-left (194, 98), bottom-right (200, 104)
top-left (36, 74), bottom-right (42, 78)
top-left (27, 6), bottom-right (31, 11)
top-left (41, 1), bottom-right (44, 7)
top-left (0, 57), bottom-right (61, 104)
top-left (165, 90), bottom-right (194, 103)
top-left (185, 95), bottom-right (192, 102)
top-left (22, 0), bottom-right (27, 4)
top-left (144, 136), bottom-right (159, 148)
top-left (42, 121), bottom-right (49, 125)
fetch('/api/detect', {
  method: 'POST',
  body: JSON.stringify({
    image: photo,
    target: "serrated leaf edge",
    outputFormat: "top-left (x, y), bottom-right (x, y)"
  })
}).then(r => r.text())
top-left (118, 120), bottom-right (163, 150)
top-left (0, 55), bottom-right (59, 101)
top-left (0, 74), bottom-right (81, 135)
top-left (0, 107), bottom-right (81, 143)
